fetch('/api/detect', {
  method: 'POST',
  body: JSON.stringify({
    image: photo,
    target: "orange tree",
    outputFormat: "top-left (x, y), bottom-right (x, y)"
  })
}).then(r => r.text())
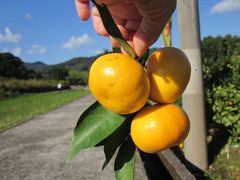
top-left (202, 35), bottom-right (240, 144)
top-left (67, 1), bottom-right (191, 179)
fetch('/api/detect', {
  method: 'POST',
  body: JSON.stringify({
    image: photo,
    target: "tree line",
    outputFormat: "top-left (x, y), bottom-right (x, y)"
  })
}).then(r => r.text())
top-left (0, 52), bottom-right (88, 85)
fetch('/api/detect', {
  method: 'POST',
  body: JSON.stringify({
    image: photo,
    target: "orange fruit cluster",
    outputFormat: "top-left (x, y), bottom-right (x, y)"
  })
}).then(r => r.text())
top-left (88, 47), bottom-right (191, 153)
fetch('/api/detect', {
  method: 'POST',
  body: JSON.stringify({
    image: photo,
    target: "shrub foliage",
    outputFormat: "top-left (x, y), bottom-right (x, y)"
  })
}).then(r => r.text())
top-left (202, 35), bottom-right (240, 144)
top-left (0, 79), bottom-right (70, 97)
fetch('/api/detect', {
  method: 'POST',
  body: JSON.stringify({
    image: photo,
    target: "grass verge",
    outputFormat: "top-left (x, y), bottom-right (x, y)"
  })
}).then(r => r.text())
top-left (0, 89), bottom-right (88, 132)
top-left (207, 144), bottom-right (240, 180)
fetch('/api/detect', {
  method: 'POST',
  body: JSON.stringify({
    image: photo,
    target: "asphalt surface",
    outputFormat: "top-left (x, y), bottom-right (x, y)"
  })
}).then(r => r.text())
top-left (0, 95), bottom-right (148, 180)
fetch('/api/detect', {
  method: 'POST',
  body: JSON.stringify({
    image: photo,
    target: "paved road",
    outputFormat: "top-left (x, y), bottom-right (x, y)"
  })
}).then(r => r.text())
top-left (0, 95), bottom-right (148, 180)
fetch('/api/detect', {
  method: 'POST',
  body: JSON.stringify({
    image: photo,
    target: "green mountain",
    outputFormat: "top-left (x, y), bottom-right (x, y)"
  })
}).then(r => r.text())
top-left (52, 55), bottom-right (99, 71)
top-left (24, 55), bottom-right (100, 73)
top-left (24, 61), bottom-right (50, 73)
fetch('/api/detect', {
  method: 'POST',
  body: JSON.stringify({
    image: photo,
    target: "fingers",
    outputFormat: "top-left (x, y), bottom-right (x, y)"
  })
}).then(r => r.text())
top-left (131, 0), bottom-right (176, 57)
top-left (133, 0), bottom-right (176, 56)
top-left (75, 0), bottom-right (177, 58)
top-left (134, 0), bottom-right (176, 19)
top-left (133, 18), bottom-right (162, 57)
top-left (109, 25), bottom-right (128, 48)
top-left (115, 0), bottom-right (176, 57)
top-left (92, 5), bottom-right (128, 39)
top-left (125, 20), bottom-right (141, 36)
top-left (75, 0), bottom-right (90, 20)
top-left (92, 6), bottom-right (109, 36)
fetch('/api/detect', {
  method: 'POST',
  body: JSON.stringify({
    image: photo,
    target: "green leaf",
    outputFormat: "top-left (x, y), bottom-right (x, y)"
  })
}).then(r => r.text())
top-left (114, 136), bottom-right (136, 180)
top-left (91, 0), bottom-right (137, 59)
top-left (102, 117), bottom-right (133, 170)
top-left (112, 47), bottom-right (121, 53)
top-left (138, 49), bottom-right (149, 67)
top-left (67, 101), bottom-right (127, 161)
top-left (94, 139), bottom-right (106, 147)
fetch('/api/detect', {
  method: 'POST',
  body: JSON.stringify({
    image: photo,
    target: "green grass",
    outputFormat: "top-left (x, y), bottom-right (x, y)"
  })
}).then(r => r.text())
top-left (0, 89), bottom-right (89, 132)
top-left (207, 144), bottom-right (240, 180)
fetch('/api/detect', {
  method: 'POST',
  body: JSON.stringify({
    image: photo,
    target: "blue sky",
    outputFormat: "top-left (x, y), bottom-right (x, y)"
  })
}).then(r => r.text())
top-left (0, 0), bottom-right (240, 65)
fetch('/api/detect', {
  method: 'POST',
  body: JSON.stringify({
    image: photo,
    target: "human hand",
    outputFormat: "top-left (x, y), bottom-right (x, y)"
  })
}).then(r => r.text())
top-left (75, 0), bottom-right (176, 57)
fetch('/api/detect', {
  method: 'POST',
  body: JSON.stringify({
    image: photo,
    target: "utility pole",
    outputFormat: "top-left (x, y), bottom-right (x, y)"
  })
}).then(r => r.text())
top-left (177, 0), bottom-right (208, 169)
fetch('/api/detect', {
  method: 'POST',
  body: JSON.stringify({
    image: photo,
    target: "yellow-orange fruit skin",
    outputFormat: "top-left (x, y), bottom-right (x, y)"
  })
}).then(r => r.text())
top-left (88, 53), bottom-right (150, 115)
top-left (131, 104), bottom-right (190, 153)
top-left (147, 47), bottom-right (191, 103)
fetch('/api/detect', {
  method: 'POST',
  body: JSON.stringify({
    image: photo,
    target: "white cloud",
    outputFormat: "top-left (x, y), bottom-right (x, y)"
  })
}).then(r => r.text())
top-left (0, 27), bottom-right (22, 43)
top-left (210, 0), bottom-right (240, 14)
top-left (27, 44), bottom-right (47, 54)
top-left (62, 34), bottom-right (95, 50)
top-left (13, 48), bottom-right (22, 56)
top-left (25, 13), bottom-right (32, 20)
top-left (3, 47), bottom-right (22, 57)
top-left (95, 49), bottom-right (104, 55)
